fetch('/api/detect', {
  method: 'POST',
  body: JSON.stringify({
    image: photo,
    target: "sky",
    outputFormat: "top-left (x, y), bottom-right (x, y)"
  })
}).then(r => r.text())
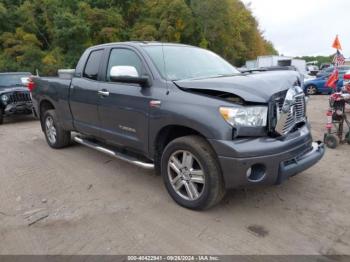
top-left (241, 0), bottom-right (350, 58)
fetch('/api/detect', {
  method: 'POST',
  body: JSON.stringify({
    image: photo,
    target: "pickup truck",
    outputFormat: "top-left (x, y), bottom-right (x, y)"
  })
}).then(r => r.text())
top-left (0, 72), bottom-right (33, 124)
top-left (31, 42), bottom-right (325, 210)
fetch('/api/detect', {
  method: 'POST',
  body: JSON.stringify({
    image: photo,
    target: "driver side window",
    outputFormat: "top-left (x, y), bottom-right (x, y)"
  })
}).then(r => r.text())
top-left (107, 48), bottom-right (143, 82)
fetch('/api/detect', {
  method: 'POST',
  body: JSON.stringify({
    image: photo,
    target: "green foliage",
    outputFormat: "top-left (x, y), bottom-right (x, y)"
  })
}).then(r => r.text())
top-left (0, 28), bottom-right (43, 72)
top-left (0, 0), bottom-right (278, 75)
top-left (295, 56), bottom-right (333, 67)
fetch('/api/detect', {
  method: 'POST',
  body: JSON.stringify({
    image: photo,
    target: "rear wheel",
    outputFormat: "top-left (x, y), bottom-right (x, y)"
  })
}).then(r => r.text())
top-left (43, 110), bottom-right (71, 149)
top-left (161, 135), bottom-right (225, 210)
top-left (306, 85), bottom-right (317, 95)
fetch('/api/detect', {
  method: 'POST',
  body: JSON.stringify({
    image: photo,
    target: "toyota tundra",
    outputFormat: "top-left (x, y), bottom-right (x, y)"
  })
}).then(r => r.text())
top-left (31, 42), bottom-right (325, 210)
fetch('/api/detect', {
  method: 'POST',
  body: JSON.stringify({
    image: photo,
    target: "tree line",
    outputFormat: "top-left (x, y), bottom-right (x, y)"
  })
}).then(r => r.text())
top-left (295, 56), bottom-right (333, 67)
top-left (0, 0), bottom-right (277, 75)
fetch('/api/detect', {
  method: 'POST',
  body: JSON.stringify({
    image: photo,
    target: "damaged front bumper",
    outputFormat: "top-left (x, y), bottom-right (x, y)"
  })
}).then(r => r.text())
top-left (209, 124), bottom-right (325, 189)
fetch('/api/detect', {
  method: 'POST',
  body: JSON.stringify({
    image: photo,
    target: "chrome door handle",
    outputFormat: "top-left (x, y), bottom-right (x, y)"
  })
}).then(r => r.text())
top-left (98, 90), bottom-right (110, 97)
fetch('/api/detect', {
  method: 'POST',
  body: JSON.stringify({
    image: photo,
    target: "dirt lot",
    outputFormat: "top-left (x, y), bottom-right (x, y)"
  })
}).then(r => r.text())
top-left (0, 95), bottom-right (349, 255)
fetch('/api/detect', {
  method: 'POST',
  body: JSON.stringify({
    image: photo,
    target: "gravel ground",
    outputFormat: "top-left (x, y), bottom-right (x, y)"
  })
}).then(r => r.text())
top-left (0, 95), bottom-right (349, 255)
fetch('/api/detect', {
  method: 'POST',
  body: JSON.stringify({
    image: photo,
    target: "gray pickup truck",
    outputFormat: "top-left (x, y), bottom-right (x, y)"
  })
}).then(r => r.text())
top-left (31, 42), bottom-right (325, 210)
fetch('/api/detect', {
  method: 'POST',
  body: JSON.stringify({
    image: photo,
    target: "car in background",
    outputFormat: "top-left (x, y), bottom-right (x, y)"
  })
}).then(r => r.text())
top-left (320, 63), bottom-right (332, 70)
top-left (0, 72), bottom-right (33, 124)
top-left (306, 65), bottom-right (319, 76)
top-left (304, 70), bottom-right (348, 95)
top-left (241, 65), bottom-right (314, 82)
top-left (316, 65), bottom-right (350, 78)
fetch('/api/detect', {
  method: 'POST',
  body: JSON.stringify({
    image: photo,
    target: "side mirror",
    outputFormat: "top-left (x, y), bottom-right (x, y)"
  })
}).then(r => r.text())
top-left (110, 66), bottom-right (150, 87)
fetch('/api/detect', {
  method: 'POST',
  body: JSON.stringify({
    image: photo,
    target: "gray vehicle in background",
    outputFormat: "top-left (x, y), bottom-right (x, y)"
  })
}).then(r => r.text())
top-left (0, 72), bottom-right (33, 124)
top-left (31, 42), bottom-right (325, 210)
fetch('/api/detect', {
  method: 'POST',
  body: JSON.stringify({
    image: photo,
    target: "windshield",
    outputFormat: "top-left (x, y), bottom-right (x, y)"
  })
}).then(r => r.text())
top-left (0, 74), bottom-right (30, 89)
top-left (143, 45), bottom-right (240, 81)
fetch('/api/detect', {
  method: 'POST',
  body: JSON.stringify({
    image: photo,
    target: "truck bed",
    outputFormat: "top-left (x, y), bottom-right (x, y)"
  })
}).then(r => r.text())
top-left (32, 77), bottom-right (73, 130)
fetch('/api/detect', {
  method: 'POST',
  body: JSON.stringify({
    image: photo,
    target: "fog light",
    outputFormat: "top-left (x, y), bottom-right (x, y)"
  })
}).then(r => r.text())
top-left (246, 164), bottom-right (266, 182)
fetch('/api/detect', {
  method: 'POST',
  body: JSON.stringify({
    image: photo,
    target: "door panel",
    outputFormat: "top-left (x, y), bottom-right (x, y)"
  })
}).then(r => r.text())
top-left (98, 48), bottom-right (150, 153)
top-left (70, 49), bottom-right (104, 136)
top-left (98, 83), bottom-right (150, 153)
top-left (70, 78), bottom-right (101, 136)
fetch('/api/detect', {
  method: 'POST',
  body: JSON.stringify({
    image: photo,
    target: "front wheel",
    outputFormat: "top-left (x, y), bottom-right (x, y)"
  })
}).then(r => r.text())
top-left (161, 135), bottom-right (225, 210)
top-left (306, 85), bottom-right (317, 95)
top-left (43, 110), bottom-right (71, 149)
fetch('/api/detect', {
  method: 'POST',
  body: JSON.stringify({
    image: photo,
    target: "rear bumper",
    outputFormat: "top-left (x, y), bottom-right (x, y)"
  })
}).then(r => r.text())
top-left (209, 125), bottom-right (325, 188)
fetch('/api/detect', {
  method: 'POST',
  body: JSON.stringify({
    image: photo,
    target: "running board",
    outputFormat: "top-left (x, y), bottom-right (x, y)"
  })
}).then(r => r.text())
top-left (73, 136), bottom-right (154, 170)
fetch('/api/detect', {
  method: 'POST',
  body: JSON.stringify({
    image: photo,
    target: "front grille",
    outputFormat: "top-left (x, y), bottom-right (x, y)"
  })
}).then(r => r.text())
top-left (8, 92), bottom-right (32, 103)
top-left (275, 93), bottom-right (306, 135)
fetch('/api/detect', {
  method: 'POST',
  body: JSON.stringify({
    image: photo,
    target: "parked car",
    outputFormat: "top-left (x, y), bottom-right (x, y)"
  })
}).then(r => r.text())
top-left (306, 65), bottom-right (319, 76)
top-left (320, 63), bottom-right (332, 70)
top-left (316, 65), bottom-right (350, 78)
top-left (31, 42), bottom-right (324, 210)
top-left (0, 72), bottom-right (33, 124)
top-left (304, 69), bottom-right (348, 95)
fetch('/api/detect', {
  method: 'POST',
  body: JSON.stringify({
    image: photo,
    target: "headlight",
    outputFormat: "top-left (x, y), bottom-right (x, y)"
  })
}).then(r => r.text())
top-left (1, 94), bottom-right (9, 103)
top-left (219, 106), bottom-right (268, 127)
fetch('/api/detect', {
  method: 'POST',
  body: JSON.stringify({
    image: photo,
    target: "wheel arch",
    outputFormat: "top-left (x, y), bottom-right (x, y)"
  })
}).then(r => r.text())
top-left (39, 99), bottom-right (55, 131)
top-left (152, 124), bottom-right (214, 174)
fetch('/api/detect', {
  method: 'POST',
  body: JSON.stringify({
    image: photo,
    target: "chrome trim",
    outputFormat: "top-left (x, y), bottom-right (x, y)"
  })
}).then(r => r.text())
top-left (275, 86), bottom-right (306, 135)
top-left (73, 136), bottom-right (154, 170)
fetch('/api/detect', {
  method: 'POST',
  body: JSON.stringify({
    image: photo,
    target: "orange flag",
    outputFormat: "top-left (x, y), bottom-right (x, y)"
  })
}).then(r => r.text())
top-left (332, 35), bottom-right (342, 50)
top-left (325, 69), bottom-right (339, 89)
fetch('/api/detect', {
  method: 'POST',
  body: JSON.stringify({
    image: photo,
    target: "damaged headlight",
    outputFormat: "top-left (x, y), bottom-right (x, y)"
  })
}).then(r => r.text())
top-left (219, 106), bottom-right (268, 127)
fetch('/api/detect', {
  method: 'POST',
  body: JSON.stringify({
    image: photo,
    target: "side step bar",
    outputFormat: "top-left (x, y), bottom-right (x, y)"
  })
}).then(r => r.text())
top-left (73, 136), bottom-right (154, 170)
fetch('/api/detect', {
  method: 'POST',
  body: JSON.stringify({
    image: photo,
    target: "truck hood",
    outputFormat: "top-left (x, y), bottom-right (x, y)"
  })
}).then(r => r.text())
top-left (174, 71), bottom-right (301, 103)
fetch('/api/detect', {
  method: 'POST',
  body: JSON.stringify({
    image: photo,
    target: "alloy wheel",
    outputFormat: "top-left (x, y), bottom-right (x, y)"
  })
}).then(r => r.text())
top-left (167, 150), bottom-right (205, 201)
top-left (307, 85), bottom-right (317, 95)
top-left (45, 116), bottom-right (57, 144)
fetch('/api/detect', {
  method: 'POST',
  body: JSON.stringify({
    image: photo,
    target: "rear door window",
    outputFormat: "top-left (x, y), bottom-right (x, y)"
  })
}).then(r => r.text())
top-left (83, 49), bottom-right (103, 80)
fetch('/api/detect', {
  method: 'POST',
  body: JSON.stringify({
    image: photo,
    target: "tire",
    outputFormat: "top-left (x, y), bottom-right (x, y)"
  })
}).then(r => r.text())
top-left (0, 109), bottom-right (3, 125)
top-left (42, 110), bottom-right (71, 149)
top-left (324, 134), bottom-right (339, 149)
top-left (161, 135), bottom-right (225, 210)
top-left (306, 85), bottom-right (317, 95)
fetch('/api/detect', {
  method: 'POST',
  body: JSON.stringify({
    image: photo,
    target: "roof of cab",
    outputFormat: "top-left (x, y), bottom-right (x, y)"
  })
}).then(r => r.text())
top-left (89, 41), bottom-right (193, 50)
